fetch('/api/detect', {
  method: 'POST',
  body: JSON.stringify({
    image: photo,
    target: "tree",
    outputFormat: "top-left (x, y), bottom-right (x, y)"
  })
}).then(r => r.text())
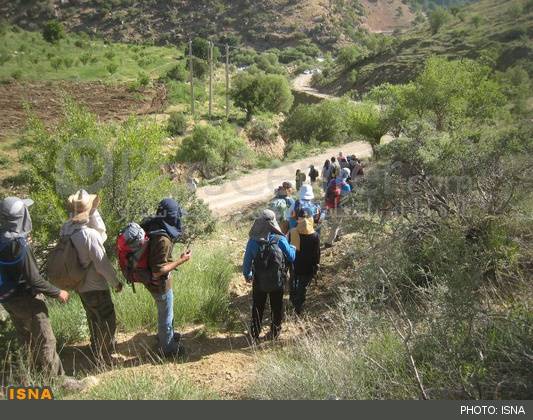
top-left (231, 72), bottom-right (293, 120)
top-left (177, 124), bottom-right (249, 178)
top-left (186, 56), bottom-right (208, 79)
top-left (191, 37), bottom-right (220, 61)
top-left (338, 45), bottom-right (364, 67)
top-left (350, 102), bottom-right (390, 156)
top-left (429, 7), bottom-right (451, 34)
top-left (42, 20), bottom-right (65, 43)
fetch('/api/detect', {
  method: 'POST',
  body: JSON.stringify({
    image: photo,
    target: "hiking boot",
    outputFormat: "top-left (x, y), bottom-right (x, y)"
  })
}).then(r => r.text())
top-left (162, 342), bottom-right (187, 360)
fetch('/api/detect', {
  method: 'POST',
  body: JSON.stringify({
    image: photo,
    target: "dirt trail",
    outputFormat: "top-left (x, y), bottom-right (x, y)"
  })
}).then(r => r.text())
top-left (292, 73), bottom-right (338, 101)
top-left (197, 141), bottom-right (372, 216)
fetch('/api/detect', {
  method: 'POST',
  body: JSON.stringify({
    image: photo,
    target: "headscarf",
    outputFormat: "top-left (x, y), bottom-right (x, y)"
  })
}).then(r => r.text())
top-left (249, 209), bottom-right (283, 241)
top-left (143, 198), bottom-right (183, 242)
top-left (0, 197), bottom-right (34, 240)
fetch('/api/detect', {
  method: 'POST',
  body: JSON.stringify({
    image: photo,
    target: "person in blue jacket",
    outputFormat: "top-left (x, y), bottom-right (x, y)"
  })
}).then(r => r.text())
top-left (243, 209), bottom-right (296, 342)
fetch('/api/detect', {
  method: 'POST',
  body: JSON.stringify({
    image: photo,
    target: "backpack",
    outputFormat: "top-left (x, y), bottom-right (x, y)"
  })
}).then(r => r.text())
top-left (293, 200), bottom-right (321, 224)
top-left (310, 168), bottom-right (319, 179)
top-left (330, 164), bottom-right (340, 180)
top-left (325, 181), bottom-right (342, 209)
top-left (116, 223), bottom-right (152, 290)
top-left (253, 236), bottom-right (287, 293)
top-left (46, 232), bottom-right (87, 290)
top-left (0, 238), bottom-right (27, 303)
top-left (268, 197), bottom-right (290, 223)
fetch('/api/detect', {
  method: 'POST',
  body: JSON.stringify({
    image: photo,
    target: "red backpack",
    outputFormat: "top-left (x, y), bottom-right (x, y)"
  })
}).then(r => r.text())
top-left (116, 223), bottom-right (152, 290)
top-left (325, 180), bottom-right (342, 209)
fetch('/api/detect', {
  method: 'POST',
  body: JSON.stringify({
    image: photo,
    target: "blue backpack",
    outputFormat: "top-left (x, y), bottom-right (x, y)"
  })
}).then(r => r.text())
top-left (0, 238), bottom-right (27, 303)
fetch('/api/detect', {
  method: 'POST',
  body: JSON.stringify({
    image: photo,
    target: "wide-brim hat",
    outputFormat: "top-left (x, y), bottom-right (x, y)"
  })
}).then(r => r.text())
top-left (0, 197), bottom-right (34, 220)
top-left (68, 190), bottom-right (100, 223)
top-left (299, 184), bottom-right (314, 200)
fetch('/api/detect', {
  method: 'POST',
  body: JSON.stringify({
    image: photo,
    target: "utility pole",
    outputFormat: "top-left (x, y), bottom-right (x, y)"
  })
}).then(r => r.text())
top-left (189, 39), bottom-right (195, 119)
top-left (208, 40), bottom-right (213, 119)
top-left (225, 44), bottom-right (230, 120)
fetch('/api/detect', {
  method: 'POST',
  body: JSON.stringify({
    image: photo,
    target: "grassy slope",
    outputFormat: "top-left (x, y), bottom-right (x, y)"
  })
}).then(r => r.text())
top-left (320, 0), bottom-right (533, 95)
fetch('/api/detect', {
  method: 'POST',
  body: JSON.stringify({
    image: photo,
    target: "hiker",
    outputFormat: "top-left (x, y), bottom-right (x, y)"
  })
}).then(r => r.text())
top-left (288, 208), bottom-right (320, 315)
top-left (0, 197), bottom-right (69, 377)
top-left (338, 152), bottom-right (349, 169)
top-left (308, 165), bottom-right (319, 184)
top-left (350, 156), bottom-right (364, 186)
top-left (242, 209), bottom-right (296, 342)
top-left (268, 184), bottom-right (294, 234)
top-left (295, 169), bottom-right (306, 192)
top-left (330, 157), bottom-right (341, 180)
top-left (288, 184), bottom-right (322, 231)
top-left (142, 198), bottom-right (192, 357)
top-left (321, 159), bottom-right (331, 192)
top-left (60, 190), bottom-right (123, 360)
top-left (324, 168), bottom-right (352, 248)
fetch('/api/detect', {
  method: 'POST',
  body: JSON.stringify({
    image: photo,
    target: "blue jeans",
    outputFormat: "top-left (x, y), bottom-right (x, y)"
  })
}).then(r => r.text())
top-left (151, 289), bottom-right (178, 355)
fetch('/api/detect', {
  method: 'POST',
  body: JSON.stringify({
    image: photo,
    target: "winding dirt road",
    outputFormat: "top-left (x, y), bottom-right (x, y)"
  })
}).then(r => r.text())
top-left (197, 141), bottom-right (372, 216)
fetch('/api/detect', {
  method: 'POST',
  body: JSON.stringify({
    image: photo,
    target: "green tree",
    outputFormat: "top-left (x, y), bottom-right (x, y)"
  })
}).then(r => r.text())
top-left (177, 124), bottom-right (249, 178)
top-left (191, 37), bottom-right (220, 61)
top-left (42, 20), bottom-right (65, 43)
top-left (231, 72), bottom-right (293, 120)
top-left (429, 7), bottom-right (451, 34)
top-left (350, 102), bottom-right (390, 156)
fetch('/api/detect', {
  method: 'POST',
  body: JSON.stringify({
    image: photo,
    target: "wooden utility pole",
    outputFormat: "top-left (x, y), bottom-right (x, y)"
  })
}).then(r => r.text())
top-left (189, 39), bottom-right (195, 118)
top-left (208, 40), bottom-right (213, 119)
top-left (225, 44), bottom-right (230, 120)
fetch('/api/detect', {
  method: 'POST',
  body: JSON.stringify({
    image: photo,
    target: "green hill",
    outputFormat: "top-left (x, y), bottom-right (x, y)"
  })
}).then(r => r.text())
top-left (316, 0), bottom-right (533, 95)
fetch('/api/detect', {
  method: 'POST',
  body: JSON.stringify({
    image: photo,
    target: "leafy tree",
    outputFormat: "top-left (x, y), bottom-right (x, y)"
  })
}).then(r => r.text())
top-left (337, 45), bottom-right (364, 67)
top-left (177, 124), bottom-right (249, 178)
top-left (350, 103), bottom-right (390, 156)
top-left (42, 20), bottom-right (65, 43)
top-left (191, 37), bottom-right (220, 61)
top-left (429, 7), bottom-right (451, 34)
top-left (186, 56), bottom-right (208, 79)
top-left (231, 72), bottom-right (293, 120)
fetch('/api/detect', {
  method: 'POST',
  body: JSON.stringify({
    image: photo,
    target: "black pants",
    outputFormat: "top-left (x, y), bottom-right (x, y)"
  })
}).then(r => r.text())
top-left (79, 290), bottom-right (116, 358)
top-left (290, 273), bottom-right (313, 314)
top-left (250, 284), bottom-right (284, 340)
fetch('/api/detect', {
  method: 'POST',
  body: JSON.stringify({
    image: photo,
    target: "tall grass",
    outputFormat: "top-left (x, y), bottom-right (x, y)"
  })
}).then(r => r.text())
top-left (78, 370), bottom-right (218, 400)
top-left (47, 245), bottom-right (234, 346)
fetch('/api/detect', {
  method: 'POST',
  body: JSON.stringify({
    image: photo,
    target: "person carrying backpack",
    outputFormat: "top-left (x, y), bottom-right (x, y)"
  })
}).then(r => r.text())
top-left (0, 197), bottom-right (69, 377)
top-left (288, 184), bottom-right (321, 230)
top-left (308, 165), bottom-right (319, 183)
top-left (288, 208), bottom-right (320, 315)
top-left (321, 159), bottom-right (331, 192)
top-left (329, 157), bottom-right (341, 180)
top-left (141, 198), bottom-right (192, 357)
top-left (242, 209), bottom-right (296, 342)
top-left (59, 190), bottom-right (123, 360)
top-left (324, 168), bottom-right (352, 248)
top-left (268, 185), bottom-right (294, 234)
top-left (295, 169), bottom-right (306, 192)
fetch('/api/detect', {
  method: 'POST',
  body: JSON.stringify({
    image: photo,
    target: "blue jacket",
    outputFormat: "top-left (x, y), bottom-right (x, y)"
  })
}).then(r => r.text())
top-left (242, 234), bottom-right (296, 280)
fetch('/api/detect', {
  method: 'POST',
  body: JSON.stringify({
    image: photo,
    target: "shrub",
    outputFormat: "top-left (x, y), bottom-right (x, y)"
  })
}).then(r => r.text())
top-left (177, 124), bottom-right (249, 178)
top-left (350, 102), bottom-right (390, 155)
top-left (338, 45), bottom-right (364, 67)
top-left (231, 72), bottom-right (293, 120)
top-left (106, 62), bottom-right (119, 74)
top-left (186, 56), bottom-right (208, 79)
top-left (429, 7), bottom-right (451, 34)
top-left (191, 37), bottom-right (220, 61)
top-left (166, 63), bottom-right (188, 82)
top-left (42, 20), bottom-right (64, 43)
top-left (166, 112), bottom-right (187, 136)
top-left (246, 115), bottom-right (277, 144)
top-left (50, 57), bottom-right (62, 70)
top-left (10, 70), bottom-right (22, 80)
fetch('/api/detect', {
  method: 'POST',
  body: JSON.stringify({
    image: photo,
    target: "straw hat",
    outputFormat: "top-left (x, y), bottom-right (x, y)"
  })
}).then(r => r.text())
top-left (68, 190), bottom-right (100, 223)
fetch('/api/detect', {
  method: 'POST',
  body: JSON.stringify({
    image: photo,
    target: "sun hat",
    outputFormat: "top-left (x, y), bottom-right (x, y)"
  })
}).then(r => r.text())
top-left (341, 168), bottom-right (351, 179)
top-left (0, 197), bottom-right (34, 239)
top-left (299, 184), bottom-right (314, 200)
top-left (68, 190), bottom-right (100, 223)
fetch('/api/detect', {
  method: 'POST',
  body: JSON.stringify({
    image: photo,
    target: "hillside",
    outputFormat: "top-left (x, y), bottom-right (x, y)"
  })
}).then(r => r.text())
top-left (317, 0), bottom-right (533, 95)
top-left (0, 0), bottom-right (415, 49)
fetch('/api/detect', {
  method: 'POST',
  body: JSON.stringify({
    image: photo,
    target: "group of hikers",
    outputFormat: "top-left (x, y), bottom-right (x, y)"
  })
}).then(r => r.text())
top-left (0, 192), bottom-right (191, 387)
top-left (249, 152), bottom-right (361, 341)
top-left (0, 150), bottom-right (362, 385)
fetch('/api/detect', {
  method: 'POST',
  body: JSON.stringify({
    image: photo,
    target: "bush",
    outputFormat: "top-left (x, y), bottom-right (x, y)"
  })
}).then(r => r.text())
top-left (106, 62), bottom-right (119, 74)
top-left (429, 7), bottom-right (451, 34)
top-left (231, 72), bottom-right (293, 120)
top-left (166, 112), bottom-right (187, 136)
top-left (246, 115), bottom-right (277, 144)
top-left (338, 45), bottom-right (364, 67)
top-left (166, 63), bottom-right (188, 82)
top-left (42, 20), bottom-right (64, 43)
top-left (177, 124), bottom-right (249, 178)
top-left (21, 100), bottom-right (214, 251)
top-left (186, 56), bottom-right (208, 79)
top-left (191, 37), bottom-right (220, 61)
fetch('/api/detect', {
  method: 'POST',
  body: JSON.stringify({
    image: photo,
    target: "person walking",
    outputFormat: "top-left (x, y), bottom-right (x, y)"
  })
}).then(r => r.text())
top-left (288, 184), bottom-right (321, 231)
top-left (268, 184), bottom-right (294, 234)
top-left (308, 165), bottom-right (319, 183)
top-left (321, 160), bottom-right (331, 192)
top-left (242, 210), bottom-right (296, 342)
top-left (288, 208), bottom-right (320, 315)
top-left (295, 169), bottom-right (306, 192)
top-left (330, 157), bottom-right (341, 180)
top-left (142, 198), bottom-right (192, 357)
top-left (0, 197), bottom-right (69, 377)
top-left (60, 190), bottom-right (123, 360)
top-left (324, 168), bottom-right (352, 248)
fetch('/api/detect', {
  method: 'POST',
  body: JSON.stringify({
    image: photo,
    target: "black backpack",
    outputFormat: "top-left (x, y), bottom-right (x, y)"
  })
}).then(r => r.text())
top-left (253, 236), bottom-right (287, 293)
